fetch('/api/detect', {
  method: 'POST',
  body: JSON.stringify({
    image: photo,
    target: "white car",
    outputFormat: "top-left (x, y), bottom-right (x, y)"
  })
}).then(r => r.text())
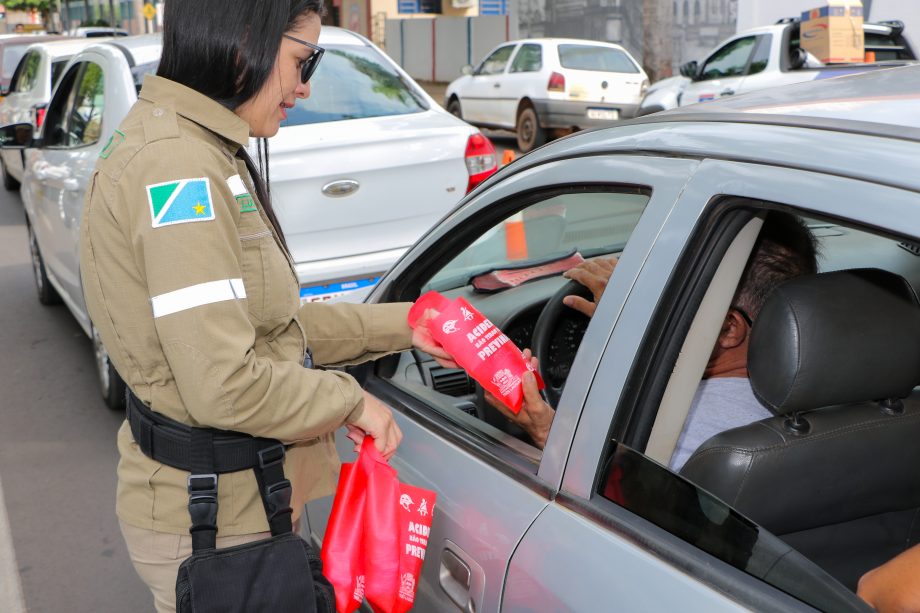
top-left (2, 29), bottom-right (495, 410)
top-left (446, 38), bottom-right (649, 152)
top-left (267, 27), bottom-right (497, 302)
top-left (0, 38), bottom-right (105, 189)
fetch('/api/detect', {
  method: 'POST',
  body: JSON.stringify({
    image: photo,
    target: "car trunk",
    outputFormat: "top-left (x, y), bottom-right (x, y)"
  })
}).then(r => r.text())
top-left (265, 110), bottom-right (472, 280)
top-left (563, 70), bottom-right (645, 108)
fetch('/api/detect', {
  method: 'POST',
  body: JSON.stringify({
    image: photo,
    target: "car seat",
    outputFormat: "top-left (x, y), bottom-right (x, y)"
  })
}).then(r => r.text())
top-left (680, 268), bottom-right (920, 589)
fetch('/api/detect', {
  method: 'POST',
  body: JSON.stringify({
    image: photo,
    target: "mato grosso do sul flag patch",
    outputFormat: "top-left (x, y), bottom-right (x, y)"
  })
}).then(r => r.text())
top-left (147, 178), bottom-right (215, 228)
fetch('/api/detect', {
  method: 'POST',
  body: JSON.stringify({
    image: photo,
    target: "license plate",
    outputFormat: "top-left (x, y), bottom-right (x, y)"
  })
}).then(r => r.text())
top-left (300, 277), bottom-right (380, 304)
top-left (586, 108), bottom-right (619, 120)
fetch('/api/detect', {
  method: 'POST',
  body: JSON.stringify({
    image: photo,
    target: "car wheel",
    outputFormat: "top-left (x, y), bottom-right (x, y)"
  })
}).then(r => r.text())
top-left (447, 98), bottom-right (463, 119)
top-left (93, 325), bottom-right (126, 411)
top-left (516, 106), bottom-right (546, 153)
top-left (2, 158), bottom-right (20, 191)
top-left (27, 219), bottom-right (61, 305)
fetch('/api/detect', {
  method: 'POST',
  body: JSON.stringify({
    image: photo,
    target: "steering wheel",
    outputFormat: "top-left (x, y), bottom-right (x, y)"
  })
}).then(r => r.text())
top-left (532, 279), bottom-right (593, 408)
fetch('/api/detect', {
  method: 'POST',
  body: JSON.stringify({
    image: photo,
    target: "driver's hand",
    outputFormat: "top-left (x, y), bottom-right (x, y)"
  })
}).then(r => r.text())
top-left (485, 349), bottom-right (554, 449)
top-left (411, 307), bottom-right (459, 368)
top-left (562, 257), bottom-right (618, 318)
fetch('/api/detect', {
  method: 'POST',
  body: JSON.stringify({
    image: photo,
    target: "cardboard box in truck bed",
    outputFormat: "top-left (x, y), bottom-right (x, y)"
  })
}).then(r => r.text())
top-left (801, 0), bottom-right (865, 63)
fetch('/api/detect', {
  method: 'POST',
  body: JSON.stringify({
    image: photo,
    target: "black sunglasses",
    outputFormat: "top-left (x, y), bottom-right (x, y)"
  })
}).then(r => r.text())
top-left (283, 34), bottom-right (324, 83)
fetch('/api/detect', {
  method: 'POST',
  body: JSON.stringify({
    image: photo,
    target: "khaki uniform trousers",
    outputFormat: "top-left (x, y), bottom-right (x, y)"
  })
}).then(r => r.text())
top-left (120, 520), bottom-right (272, 613)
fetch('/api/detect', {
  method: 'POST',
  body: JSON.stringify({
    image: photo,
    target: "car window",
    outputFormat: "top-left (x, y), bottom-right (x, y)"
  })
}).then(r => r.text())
top-left (282, 44), bottom-right (427, 127)
top-left (12, 51), bottom-right (40, 93)
top-left (747, 34), bottom-right (771, 75)
top-left (476, 45), bottom-right (515, 76)
top-left (557, 44), bottom-right (640, 73)
top-left (384, 188), bottom-right (650, 458)
top-left (590, 205), bottom-right (917, 610)
top-left (41, 63), bottom-right (81, 147)
top-left (2, 44), bottom-right (31, 83)
top-left (699, 36), bottom-right (757, 80)
top-left (131, 60), bottom-right (159, 95)
top-left (62, 61), bottom-right (104, 147)
top-left (50, 59), bottom-right (67, 89)
top-left (510, 43), bottom-right (542, 73)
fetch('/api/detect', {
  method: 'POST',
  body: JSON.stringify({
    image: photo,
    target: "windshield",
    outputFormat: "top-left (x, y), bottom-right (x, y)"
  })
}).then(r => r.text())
top-left (558, 44), bottom-right (639, 73)
top-left (282, 44), bottom-right (428, 126)
top-left (427, 190), bottom-right (649, 291)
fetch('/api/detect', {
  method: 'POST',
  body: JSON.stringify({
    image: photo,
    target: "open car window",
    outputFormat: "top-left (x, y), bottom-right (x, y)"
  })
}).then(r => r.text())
top-left (590, 202), bottom-right (920, 611)
top-left (380, 187), bottom-right (650, 461)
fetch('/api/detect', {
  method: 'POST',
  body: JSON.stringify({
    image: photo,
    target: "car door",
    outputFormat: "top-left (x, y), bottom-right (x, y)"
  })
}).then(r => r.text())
top-left (460, 44), bottom-right (516, 126)
top-left (501, 42), bottom-right (542, 125)
top-left (304, 152), bottom-right (701, 611)
top-left (681, 35), bottom-right (760, 106)
top-left (508, 154), bottom-right (920, 611)
top-left (29, 58), bottom-right (105, 321)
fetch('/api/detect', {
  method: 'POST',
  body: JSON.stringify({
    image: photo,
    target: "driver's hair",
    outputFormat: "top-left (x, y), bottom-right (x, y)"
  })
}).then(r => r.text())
top-left (733, 212), bottom-right (819, 321)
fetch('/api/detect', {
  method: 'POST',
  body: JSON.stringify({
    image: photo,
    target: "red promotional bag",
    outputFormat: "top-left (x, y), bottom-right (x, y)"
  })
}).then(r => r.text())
top-left (408, 290), bottom-right (543, 413)
top-left (322, 438), bottom-right (437, 613)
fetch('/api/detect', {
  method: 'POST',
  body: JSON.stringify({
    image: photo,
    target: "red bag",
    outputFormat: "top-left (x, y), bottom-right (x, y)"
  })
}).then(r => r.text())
top-left (323, 438), bottom-right (437, 613)
top-left (408, 290), bottom-right (544, 413)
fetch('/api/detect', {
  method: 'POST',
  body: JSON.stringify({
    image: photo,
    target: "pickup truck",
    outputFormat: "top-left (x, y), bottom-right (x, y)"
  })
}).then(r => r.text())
top-left (637, 18), bottom-right (915, 115)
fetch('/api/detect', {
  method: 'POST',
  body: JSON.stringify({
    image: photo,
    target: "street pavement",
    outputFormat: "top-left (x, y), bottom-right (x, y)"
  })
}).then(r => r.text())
top-left (0, 188), bottom-right (152, 612)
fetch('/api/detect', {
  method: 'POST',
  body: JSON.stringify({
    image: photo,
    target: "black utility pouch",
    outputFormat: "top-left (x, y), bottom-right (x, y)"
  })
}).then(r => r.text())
top-left (176, 533), bottom-right (334, 612)
top-left (125, 392), bottom-right (335, 613)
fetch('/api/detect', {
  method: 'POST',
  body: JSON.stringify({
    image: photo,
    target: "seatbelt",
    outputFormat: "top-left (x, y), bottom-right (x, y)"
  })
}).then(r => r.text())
top-left (126, 391), bottom-right (294, 552)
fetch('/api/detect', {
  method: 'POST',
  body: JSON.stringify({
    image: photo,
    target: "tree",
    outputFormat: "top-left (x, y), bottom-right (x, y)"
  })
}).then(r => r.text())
top-left (642, 0), bottom-right (674, 84)
top-left (5, 0), bottom-right (59, 29)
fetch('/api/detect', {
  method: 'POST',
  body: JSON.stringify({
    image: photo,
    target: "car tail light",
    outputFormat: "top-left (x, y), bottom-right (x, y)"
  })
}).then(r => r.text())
top-left (547, 71), bottom-right (566, 92)
top-left (34, 106), bottom-right (47, 129)
top-left (465, 132), bottom-right (497, 193)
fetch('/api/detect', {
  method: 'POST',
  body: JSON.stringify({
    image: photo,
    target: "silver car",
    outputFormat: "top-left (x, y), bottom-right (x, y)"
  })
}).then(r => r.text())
top-left (304, 66), bottom-right (920, 611)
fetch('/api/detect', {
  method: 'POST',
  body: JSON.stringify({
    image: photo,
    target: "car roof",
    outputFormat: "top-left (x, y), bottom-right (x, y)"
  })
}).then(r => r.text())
top-left (0, 34), bottom-right (68, 47)
top-left (82, 33), bottom-right (162, 65)
top-left (25, 38), bottom-right (104, 59)
top-left (502, 37), bottom-right (631, 51)
top-left (652, 64), bottom-right (920, 140)
top-left (318, 26), bottom-right (370, 47)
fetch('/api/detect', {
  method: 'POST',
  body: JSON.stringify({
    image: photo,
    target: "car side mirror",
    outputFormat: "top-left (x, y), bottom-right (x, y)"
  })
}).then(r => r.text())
top-left (679, 60), bottom-right (699, 79)
top-left (0, 122), bottom-right (36, 149)
top-left (461, 65), bottom-right (473, 76)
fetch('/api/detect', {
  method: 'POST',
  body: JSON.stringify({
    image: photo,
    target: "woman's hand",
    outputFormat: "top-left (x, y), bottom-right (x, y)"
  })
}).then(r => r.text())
top-left (411, 307), bottom-right (459, 368)
top-left (346, 390), bottom-right (403, 459)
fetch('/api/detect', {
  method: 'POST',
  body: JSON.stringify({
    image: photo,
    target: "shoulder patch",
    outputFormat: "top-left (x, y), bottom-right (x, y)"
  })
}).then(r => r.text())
top-left (99, 129), bottom-right (125, 159)
top-left (147, 177), bottom-right (215, 228)
top-left (226, 174), bottom-right (257, 213)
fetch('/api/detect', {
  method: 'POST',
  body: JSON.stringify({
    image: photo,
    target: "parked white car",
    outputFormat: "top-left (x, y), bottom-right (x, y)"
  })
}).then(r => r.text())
top-left (0, 38), bottom-right (105, 189)
top-left (2, 28), bottom-right (495, 409)
top-left (446, 38), bottom-right (649, 152)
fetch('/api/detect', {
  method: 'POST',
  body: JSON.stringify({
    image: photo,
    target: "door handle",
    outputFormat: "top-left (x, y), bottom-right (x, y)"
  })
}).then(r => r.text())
top-left (440, 548), bottom-right (475, 613)
top-left (493, 83), bottom-right (500, 88)
top-left (720, 88), bottom-right (735, 96)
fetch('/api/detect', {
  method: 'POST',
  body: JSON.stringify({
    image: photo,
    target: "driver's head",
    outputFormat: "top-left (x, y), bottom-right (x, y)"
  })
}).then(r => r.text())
top-left (706, 212), bottom-right (818, 378)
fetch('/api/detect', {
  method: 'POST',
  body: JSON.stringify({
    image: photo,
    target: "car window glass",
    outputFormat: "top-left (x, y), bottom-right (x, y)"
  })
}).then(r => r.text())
top-left (67, 61), bottom-right (104, 146)
top-left (50, 59), bottom-right (67, 89)
top-left (13, 51), bottom-right (40, 93)
top-left (699, 36), bottom-right (756, 80)
top-left (510, 44), bottom-right (543, 73)
top-left (747, 35), bottom-right (771, 75)
top-left (557, 44), bottom-right (639, 73)
top-left (283, 44), bottom-right (427, 127)
top-left (2, 44), bottom-right (31, 82)
top-left (41, 64), bottom-right (81, 148)
top-left (384, 189), bottom-right (650, 458)
top-left (592, 207), bottom-right (913, 610)
top-left (476, 45), bottom-right (515, 76)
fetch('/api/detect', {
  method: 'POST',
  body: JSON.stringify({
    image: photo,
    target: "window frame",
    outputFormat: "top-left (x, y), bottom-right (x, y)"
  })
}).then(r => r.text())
top-left (40, 62), bottom-right (82, 149)
top-left (698, 36), bottom-right (758, 81)
top-left (11, 50), bottom-right (40, 93)
top-left (475, 44), bottom-right (516, 76)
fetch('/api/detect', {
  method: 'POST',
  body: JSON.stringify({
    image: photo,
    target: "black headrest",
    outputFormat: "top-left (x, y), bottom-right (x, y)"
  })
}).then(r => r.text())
top-left (749, 268), bottom-right (920, 414)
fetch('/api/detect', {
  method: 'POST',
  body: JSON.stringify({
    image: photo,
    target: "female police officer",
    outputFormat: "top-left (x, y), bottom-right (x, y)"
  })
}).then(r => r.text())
top-left (79, 2), bottom-right (453, 610)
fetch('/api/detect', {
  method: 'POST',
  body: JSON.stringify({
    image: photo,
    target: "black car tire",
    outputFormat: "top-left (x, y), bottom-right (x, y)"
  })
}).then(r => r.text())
top-left (447, 98), bottom-right (462, 119)
top-left (27, 219), bottom-right (61, 305)
top-left (93, 325), bottom-right (126, 411)
top-left (516, 105), bottom-right (546, 153)
top-left (2, 157), bottom-right (20, 191)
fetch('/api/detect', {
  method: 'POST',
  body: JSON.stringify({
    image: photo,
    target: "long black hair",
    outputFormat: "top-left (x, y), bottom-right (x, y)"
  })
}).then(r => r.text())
top-left (157, 0), bottom-right (325, 250)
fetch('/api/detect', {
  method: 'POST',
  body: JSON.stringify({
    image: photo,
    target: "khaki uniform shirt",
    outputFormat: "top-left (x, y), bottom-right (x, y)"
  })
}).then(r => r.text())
top-left (80, 75), bottom-right (412, 536)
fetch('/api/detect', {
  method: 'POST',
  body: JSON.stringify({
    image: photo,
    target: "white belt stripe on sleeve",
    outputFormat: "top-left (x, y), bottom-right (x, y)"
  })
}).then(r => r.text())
top-left (151, 279), bottom-right (247, 318)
